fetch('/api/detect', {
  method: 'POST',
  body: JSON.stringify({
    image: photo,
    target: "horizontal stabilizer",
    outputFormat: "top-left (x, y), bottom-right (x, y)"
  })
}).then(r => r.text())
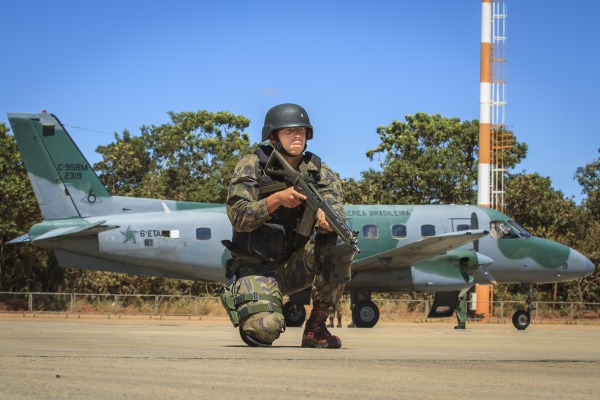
top-left (32, 220), bottom-right (118, 242)
top-left (7, 234), bottom-right (31, 244)
top-left (352, 229), bottom-right (489, 273)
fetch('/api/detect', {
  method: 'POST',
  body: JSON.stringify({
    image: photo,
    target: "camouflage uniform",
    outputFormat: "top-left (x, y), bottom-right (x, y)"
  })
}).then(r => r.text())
top-left (328, 293), bottom-right (343, 328)
top-left (455, 293), bottom-right (467, 329)
top-left (226, 147), bottom-right (346, 345)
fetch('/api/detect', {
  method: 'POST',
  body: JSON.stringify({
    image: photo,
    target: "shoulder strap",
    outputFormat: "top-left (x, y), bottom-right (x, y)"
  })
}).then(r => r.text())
top-left (255, 145), bottom-right (273, 166)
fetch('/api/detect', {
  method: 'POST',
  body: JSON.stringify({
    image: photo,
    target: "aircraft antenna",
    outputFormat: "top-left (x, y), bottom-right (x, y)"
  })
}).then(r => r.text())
top-left (478, 0), bottom-right (512, 212)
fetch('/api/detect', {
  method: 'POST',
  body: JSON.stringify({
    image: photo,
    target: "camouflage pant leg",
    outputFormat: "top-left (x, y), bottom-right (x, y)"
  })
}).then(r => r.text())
top-left (236, 274), bottom-right (285, 345)
top-left (277, 239), bottom-right (346, 305)
top-left (456, 294), bottom-right (467, 325)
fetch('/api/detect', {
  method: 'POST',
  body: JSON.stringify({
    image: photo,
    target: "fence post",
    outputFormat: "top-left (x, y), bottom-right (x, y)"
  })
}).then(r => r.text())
top-left (28, 293), bottom-right (33, 312)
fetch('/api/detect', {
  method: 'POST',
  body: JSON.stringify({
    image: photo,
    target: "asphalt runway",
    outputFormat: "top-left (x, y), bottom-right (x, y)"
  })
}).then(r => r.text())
top-left (1, 315), bottom-right (599, 400)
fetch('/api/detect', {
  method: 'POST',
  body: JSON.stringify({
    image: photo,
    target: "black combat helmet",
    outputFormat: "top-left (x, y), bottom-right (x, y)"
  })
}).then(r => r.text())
top-left (261, 103), bottom-right (313, 141)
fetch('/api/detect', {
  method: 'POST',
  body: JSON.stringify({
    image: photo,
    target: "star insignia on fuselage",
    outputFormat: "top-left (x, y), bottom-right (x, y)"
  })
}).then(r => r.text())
top-left (120, 225), bottom-right (139, 244)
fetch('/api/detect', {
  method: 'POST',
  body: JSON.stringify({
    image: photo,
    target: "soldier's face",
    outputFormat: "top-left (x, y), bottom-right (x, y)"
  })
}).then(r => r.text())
top-left (275, 127), bottom-right (306, 156)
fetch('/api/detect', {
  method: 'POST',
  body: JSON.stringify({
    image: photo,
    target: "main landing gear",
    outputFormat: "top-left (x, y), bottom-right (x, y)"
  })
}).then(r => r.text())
top-left (349, 291), bottom-right (380, 328)
top-left (281, 290), bottom-right (382, 328)
top-left (512, 284), bottom-right (536, 330)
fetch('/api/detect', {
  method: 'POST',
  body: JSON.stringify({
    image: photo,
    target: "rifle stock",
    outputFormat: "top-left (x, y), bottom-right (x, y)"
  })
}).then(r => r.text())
top-left (265, 150), bottom-right (360, 253)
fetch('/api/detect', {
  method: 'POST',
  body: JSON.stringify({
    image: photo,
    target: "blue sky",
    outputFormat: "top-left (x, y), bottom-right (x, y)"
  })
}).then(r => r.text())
top-left (1, 1), bottom-right (598, 204)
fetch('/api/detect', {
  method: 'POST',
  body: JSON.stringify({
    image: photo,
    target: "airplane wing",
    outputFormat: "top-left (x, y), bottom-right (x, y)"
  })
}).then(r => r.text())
top-left (351, 229), bottom-right (489, 273)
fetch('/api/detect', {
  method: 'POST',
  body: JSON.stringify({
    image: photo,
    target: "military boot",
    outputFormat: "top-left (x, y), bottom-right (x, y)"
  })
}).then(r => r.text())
top-left (301, 301), bottom-right (342, 349)
top-left (337, 317), bottom-right (342, 328)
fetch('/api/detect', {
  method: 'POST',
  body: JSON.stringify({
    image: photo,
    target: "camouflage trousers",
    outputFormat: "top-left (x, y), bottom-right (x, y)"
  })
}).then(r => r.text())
top-left (456, 294), bottom-right (468, 325)
top-left (234, 238), bottom-right (345, 345)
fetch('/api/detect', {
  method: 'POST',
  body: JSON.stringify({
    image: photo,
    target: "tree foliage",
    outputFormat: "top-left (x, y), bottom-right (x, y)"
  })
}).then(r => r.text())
top-left (355, 112), bottom-right (527, 205)
top-left (0, 123), bottom-right (62, 292)
top-left (147, 110), bottom-right (251, 202)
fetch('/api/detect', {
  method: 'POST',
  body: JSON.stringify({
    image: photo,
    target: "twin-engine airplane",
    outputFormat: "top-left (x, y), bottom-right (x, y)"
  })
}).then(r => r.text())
top-left (6, 112), bottom-right (595, 329)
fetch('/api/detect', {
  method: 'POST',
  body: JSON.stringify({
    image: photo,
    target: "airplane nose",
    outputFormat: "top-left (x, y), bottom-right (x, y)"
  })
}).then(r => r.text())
top-left (567, 249), bottom-right (596, 279)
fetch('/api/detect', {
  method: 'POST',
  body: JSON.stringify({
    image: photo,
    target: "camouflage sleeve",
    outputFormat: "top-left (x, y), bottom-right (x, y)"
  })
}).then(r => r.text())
top-left (226, 154), bottom-right (271, 232)
top-left (317, 163), bottom-right (346, 222)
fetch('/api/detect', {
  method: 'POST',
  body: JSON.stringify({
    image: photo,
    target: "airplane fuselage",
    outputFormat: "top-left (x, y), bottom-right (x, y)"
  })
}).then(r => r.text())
top-left (27, 200), bottom-right (595, 292)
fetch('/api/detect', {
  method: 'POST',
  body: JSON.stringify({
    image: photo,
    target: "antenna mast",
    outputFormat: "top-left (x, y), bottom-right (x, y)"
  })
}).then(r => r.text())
top-left (478, 0), bottom-right (511, 211)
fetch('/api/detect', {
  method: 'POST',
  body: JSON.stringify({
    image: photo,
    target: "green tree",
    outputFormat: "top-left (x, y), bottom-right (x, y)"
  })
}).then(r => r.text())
top-left (0, 123), bottom-right (62, 292)
top-left (360, 112), bottom-right (527, 205)
top-left (572, 150), bottom-right (600, 302)
top-left (95, 130), bottom-right (153, 196)
top-left (504, 172), bottom-right (579, 243)
top-left (137, 110), bottom-right (252, 203)
top-left (576, 148), bottom-right (600, 220)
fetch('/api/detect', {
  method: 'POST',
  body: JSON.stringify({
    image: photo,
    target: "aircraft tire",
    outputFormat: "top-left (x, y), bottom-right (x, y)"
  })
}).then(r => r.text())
top-left (282, 301), bottom-right (306, 327)
top-left (352, 300), bottom-right (380, 328)
top-left (512, 309), bottom-right (531, 330)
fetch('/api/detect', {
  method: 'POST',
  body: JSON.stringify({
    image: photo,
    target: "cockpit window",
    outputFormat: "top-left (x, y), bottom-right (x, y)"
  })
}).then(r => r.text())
top-left (507, 220), bottom-right (532, 238)
top-left (490, 221), bottom-right (520, 239)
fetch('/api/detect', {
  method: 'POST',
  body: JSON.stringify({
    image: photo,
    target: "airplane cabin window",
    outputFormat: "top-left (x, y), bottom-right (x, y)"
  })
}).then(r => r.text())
top-left (391, 224), bottom-right (407, 238)
top-left (144, 239), bottom-right (153, 247)
top-left (196, 228), bottom-right (211, 240)
top-left (363, 224), bottom-right (378, 239)
top-left (456, 224), bottom-right (471, 232)
top-left (421, 224), bottom-right (436, 237)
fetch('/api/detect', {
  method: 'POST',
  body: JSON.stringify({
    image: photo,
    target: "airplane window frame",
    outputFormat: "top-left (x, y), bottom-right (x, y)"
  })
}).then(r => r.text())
top-left (362, 224), bottom-right (379, 239)
top-left (456, 224), bottom-right (471, 232)
top-left (421, 224), bottom-right (436, 237)
top-left (391, 224), bottom-right (407, 238)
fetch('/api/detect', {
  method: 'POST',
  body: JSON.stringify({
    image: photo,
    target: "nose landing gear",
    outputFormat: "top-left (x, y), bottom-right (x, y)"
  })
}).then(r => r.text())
top-left (512, 284), bottom-right (536, 330)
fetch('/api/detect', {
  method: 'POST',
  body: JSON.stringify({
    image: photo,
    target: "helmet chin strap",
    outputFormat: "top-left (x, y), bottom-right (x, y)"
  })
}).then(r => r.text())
top-left (273, 140), bottom-right (308, 157)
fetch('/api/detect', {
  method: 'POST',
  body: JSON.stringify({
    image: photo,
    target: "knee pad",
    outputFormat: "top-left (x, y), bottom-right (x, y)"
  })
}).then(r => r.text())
top-left (239, 311), bottom-right (285, 346)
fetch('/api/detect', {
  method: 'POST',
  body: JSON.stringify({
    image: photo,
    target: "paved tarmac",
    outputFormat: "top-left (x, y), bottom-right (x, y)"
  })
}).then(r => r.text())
top-left (1, 315), bottom-right (600, 400)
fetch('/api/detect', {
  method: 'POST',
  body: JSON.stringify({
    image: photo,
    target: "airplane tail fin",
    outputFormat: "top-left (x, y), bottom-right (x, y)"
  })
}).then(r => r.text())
top-left (7, 112), bottom-right (113, 219)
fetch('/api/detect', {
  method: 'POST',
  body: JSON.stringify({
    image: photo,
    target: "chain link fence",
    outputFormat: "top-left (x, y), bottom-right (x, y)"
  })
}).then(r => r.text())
top-left (1, 292), bottom-right (599, 324)
top-left (0, 292), bottom-right (226, 317)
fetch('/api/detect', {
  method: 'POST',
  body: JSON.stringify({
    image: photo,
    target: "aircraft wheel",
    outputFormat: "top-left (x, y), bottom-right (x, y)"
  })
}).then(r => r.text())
top-left (282, 301), bottom-right (306, 327)
top-left (352, 300), bottom-right (380, 328)
top-left (512, 309), bottom-right (531, 330)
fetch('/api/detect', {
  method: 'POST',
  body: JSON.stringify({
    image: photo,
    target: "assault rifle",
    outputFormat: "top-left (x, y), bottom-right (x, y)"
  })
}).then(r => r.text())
top-left (264, 150), bottom-right (360, 254)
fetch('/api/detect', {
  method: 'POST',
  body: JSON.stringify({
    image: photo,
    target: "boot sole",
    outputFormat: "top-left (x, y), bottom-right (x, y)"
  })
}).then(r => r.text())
top-left (301, 340), bottom-right (342, 349)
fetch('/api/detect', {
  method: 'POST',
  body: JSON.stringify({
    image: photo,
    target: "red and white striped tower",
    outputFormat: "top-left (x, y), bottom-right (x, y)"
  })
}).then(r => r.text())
top-left (478, 0), bottom-right (492, 208)
top-left (476, 0), bottom-right (493, 318)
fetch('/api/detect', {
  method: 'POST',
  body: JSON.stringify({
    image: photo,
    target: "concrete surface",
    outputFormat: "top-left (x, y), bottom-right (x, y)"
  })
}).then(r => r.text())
top-left (1, 315), bottom-right (599, 399)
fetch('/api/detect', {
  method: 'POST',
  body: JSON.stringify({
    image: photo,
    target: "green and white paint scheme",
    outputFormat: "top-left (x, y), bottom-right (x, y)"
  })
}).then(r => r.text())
top-left (7, 112), bottom-right (595, 329)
